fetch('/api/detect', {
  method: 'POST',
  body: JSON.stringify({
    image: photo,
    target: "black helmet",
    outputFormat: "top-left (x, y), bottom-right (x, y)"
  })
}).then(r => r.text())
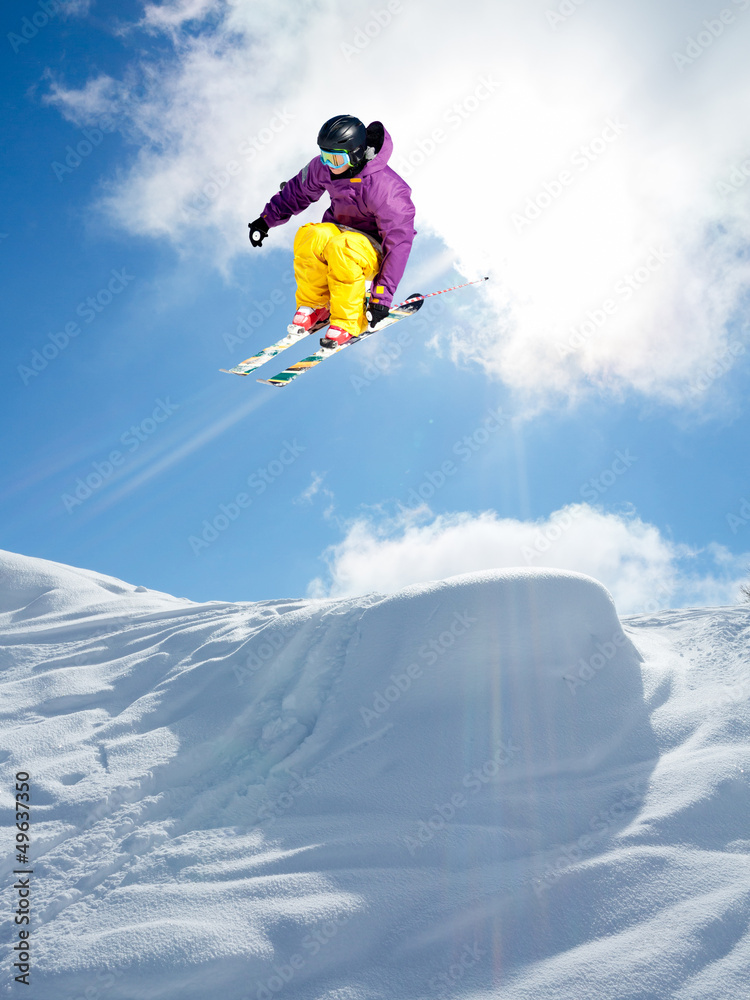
top-left (317, 114), bottom-right (367, 166)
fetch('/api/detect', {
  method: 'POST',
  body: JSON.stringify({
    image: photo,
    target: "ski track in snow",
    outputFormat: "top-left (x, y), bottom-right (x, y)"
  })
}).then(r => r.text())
top-left (0, 549), bottom-right (749, 1000)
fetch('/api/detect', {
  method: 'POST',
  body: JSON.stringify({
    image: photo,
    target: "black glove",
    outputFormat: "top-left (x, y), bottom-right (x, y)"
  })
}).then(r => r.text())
top-left (248, 217), bottom-right (269, 247)
top-left (366, 301), bottom-right (390, 327)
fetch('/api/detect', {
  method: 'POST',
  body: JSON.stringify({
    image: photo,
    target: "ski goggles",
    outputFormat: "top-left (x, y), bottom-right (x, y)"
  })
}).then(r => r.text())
top-left (319, 148), bottom-right (351, 169)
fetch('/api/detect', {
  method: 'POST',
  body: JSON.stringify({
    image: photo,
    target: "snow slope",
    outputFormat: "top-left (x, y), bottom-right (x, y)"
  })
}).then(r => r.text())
top-left (1, 549), bottom-right (749, 1000)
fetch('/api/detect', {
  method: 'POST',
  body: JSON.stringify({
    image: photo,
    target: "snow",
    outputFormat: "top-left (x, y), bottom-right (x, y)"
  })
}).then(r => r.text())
top-left (1, 549), bottom-right (749, 999)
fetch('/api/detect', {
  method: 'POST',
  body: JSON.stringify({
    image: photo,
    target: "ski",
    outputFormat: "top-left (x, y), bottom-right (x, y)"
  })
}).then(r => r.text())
top-left (225, 276), bottom-right (489, 386)
top-left (257, 295), bottom-right (425, 387)
top-left (220, 318), bottom-right (328, 376)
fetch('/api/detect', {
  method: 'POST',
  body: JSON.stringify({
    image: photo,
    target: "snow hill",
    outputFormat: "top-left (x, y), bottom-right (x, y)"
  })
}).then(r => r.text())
top-left (1, 549), bottom-right (749, 1000)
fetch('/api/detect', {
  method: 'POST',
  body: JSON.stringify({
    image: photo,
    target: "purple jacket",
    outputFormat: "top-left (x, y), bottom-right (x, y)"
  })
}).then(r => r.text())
top-left (261, 122), bottom-right (416, 308)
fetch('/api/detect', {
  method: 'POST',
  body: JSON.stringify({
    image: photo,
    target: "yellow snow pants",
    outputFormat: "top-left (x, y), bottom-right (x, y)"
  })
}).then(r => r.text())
top-left (293, 222), bottom-right (381, 336)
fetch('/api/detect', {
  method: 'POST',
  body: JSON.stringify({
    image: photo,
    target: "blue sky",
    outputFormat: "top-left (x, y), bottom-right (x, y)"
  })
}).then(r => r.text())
top-left (1, 0), bottom-right (750, 613)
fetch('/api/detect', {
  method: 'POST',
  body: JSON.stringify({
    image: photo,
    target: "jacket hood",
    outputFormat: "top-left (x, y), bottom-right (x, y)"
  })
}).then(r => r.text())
top-left (360, 121), bottom-right (392, 175)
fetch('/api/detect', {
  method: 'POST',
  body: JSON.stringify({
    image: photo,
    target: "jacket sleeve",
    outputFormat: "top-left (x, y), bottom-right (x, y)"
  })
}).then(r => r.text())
top-left (366, 171), bottom-right (417, 308)
top-left (261, 158), bottom-right (327, 227)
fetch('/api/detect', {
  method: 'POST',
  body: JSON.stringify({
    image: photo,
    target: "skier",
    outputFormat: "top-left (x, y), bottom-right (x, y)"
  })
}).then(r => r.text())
top-left (248, 115), bottom-right (417, 349)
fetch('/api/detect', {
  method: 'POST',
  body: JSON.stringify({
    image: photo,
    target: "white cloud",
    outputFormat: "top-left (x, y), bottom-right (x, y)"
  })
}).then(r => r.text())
top-left (44, 0), bottom-right (750, 405)
top-left (62, 0), bottom-right (94, 14)
top-left (141, 0), bottom-right (216, 31)
top-left (307, 504), bottom-right (750, 615)
top-left (44, 73), bottom-right (121, 126)
top-left (295, 471), bottom-right (333, 507)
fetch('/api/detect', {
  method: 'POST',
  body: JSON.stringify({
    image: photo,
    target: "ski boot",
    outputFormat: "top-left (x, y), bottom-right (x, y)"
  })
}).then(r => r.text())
top-left (287, 306), bottom-right (330, 337)
top-left (319, 326), bottom-right (354, 349)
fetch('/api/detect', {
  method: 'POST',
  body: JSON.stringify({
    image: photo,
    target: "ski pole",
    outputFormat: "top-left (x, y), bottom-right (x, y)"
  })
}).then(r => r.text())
top-left (394, 276), bottom-right (489, 309)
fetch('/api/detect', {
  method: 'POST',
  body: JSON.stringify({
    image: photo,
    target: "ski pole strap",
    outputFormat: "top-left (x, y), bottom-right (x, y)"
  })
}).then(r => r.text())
top-left (394, 276), bottom-right (489, 309)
